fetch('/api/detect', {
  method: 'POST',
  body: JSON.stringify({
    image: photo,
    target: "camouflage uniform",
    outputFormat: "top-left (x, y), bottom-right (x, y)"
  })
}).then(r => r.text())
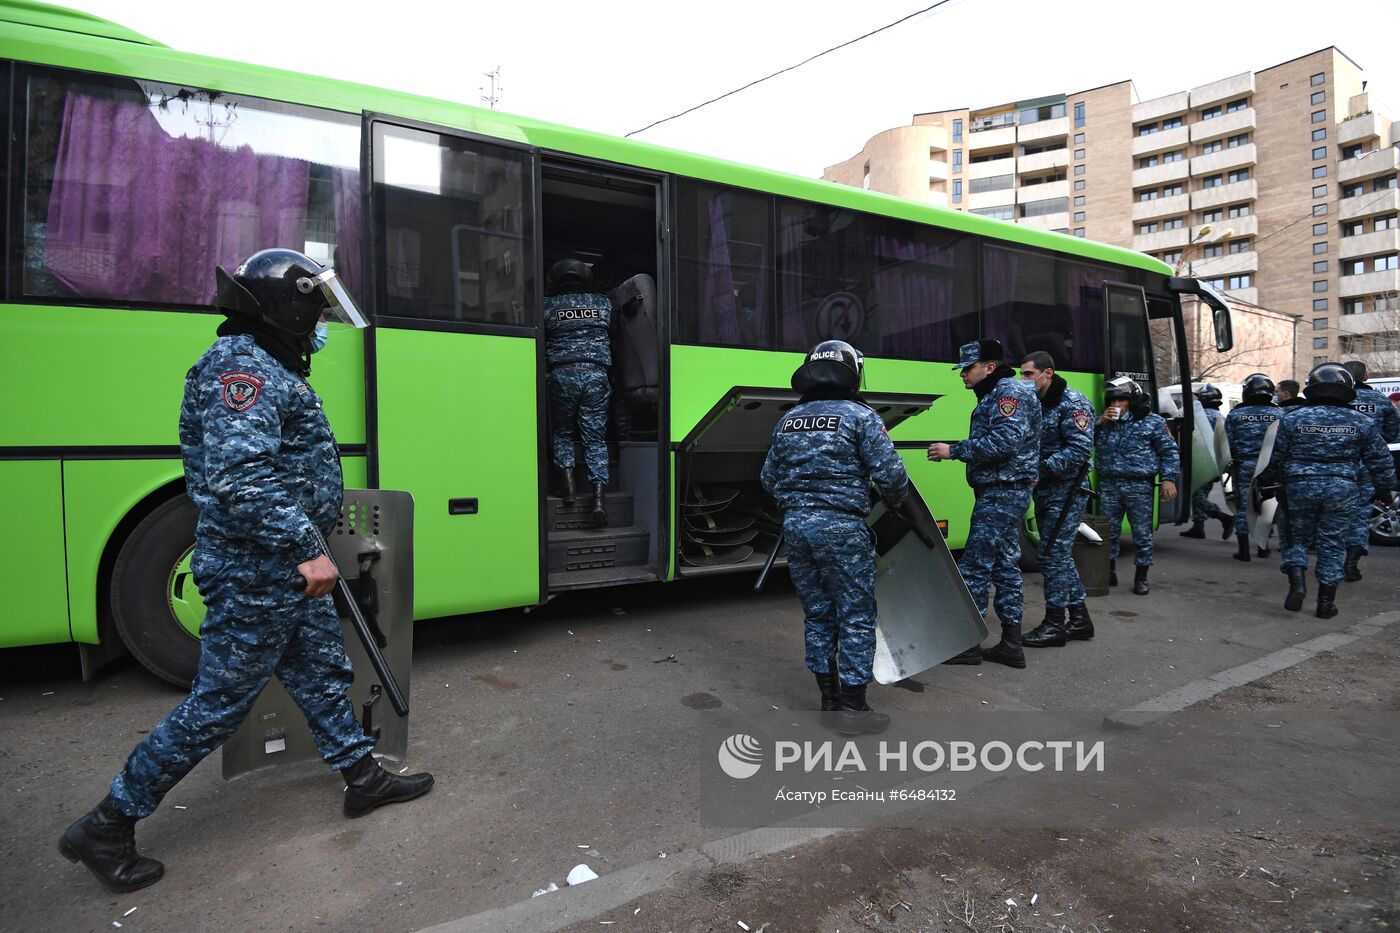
top-left (1190, 407), bottom-right (1230, 523)
top-left (950, 370), bottom-right (1041, 627)
top-left (1274, 403), bottom-right (1395, 586)
top-left (1095, 409), bottom-right (1181, 567)
top-left (1225, 402), bottom-right (1281, 536)
top-left (1032, 378), bottom-right (1095, 609)
top-left (545, 292), bottom-right (613, 484)
top-left (109, 335), bottom-right (373, 819)
top-left (761, 399), bottom-right (909, 686)
top-left (1349, 385), bottom-right (1400, 551)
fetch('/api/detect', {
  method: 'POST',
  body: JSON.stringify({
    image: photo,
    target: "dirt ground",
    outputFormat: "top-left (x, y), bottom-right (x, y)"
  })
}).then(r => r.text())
top-left (561, 625), bottom-right (1400, 933)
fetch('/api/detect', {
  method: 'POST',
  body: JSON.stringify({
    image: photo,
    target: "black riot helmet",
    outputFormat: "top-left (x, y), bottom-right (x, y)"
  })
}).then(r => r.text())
top-left (1304, 362), bottom-right (1356, 405)
top-left (1103, 376), bottom-right (1142, 405)
top-left (1194, 383), bottom-right (1224, 408)
top-left (215, 248), bottom-right (367, 337)
top-left (546, 258), bottom-right (594, 297)
top-left (792, 340), bottom-right (864, 394)
top-left (1241, 372), bottom-right (1276, 404)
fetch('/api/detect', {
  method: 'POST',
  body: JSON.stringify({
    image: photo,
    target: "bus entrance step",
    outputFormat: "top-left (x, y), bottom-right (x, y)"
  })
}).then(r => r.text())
top-left (561, 464), bottom-right (621, 493)
top-left (547, 526), bottom-right (650, 573)
top-left (547, 493), bottom-right (633, 532)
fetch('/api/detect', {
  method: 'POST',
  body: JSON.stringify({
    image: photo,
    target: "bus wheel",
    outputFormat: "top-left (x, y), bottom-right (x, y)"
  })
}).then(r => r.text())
top-left (111, 495), bottom-right (203, 688)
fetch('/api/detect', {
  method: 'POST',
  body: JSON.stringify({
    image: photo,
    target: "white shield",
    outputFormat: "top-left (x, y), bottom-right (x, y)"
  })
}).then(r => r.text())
top-left (1248, 421), bottom-right (1280, 552)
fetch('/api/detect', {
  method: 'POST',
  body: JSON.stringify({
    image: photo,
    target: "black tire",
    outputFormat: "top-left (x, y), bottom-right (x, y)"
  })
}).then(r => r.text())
top-left (1370, 492), bottom-right (1400, 548)
top-left (111, 495), bottom-right (201, 687)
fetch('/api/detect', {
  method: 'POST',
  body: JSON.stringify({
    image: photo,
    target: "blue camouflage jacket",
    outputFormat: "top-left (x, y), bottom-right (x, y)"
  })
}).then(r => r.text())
top-left (949, 369), bottom-right (1041, 487)
top-left (1035, 376), bottom-right (1095, 486)
top-left (1225, 402), bottom-right (1281, 469)
top-left (1351, 384), bottom-right (1400, 443)
top-left (1273, 402), bottom-right (1396, 491)
top-left (545, 292), bottom-right (612, 367)
top-left (1095, 409), bottom-right (1181, 481)
top-left (761, 398), bottom-right (909, 516)
top-left (179, 335), bottom-right (341, 563)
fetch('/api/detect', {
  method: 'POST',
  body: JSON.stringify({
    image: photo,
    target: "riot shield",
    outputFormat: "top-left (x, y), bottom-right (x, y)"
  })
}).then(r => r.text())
top-left (1188, 399), bottom-right (1222, 495)
top-left (868, 488), bottom-right (988, 684)
top-left (1248, 421), bottom-right (1280, 552)
top-left (222, 489), bottom-right (415, 780)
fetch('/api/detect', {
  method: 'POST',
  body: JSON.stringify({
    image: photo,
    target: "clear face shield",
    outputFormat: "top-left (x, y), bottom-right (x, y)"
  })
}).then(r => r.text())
top-left (300, 268), bottom-right (369, 328)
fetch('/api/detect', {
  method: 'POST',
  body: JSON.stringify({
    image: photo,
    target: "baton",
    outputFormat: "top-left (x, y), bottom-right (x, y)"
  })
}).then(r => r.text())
top-left (1044, 460), bottom-right (1092, 548)
top-left (306, 526), bottom-right (410, 717)
top-left (754, 531), bottom-right (785, 592)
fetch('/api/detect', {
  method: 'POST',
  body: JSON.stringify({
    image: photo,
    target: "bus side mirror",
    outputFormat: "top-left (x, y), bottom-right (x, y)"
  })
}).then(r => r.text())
top-left (1213, 306), bottom-right (1234, 353)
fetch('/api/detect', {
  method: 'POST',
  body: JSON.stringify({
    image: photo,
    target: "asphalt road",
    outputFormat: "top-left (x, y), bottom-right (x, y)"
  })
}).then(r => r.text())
top-left (1, 526), bottom-right (1396, 932)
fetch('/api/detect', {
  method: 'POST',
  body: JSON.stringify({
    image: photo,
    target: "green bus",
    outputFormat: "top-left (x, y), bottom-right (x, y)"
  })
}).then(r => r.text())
top-left (0, 1), bottom-right (1231, 685)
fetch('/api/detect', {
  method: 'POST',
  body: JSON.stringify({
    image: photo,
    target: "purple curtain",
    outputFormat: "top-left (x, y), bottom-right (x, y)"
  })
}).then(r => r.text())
top-left (872, 234), bottom-right (954, 359)
top-left (1062, 263), bottom-right (1105, 371)
top-left (332, 167), bottom-right (364, 304)
top-left (45, 93), bottom-right (310, 305)
top-left (778, 212), bottom-right (808, 349)
top-left (699, 194), bottom-right (739, 344)
top-left (981, 245), bottom-right (1018, 349)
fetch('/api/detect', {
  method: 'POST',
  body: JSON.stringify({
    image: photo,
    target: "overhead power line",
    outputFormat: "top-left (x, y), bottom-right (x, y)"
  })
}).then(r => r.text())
top-left (625, 0), bottom-right (961, 138)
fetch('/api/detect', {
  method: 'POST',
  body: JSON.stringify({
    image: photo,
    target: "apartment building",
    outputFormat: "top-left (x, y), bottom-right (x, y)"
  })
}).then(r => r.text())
top-left (823, 48), bottom-right (1400, 378)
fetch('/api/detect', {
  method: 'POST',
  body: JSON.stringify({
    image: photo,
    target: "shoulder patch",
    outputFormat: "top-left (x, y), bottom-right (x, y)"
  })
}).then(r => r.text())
top-left (1071, 410), bottom-right (1091, 432)
top-left (997, 396), bottom-right (1019, 417)
top-left (220, 371), bottom-right (265, 412)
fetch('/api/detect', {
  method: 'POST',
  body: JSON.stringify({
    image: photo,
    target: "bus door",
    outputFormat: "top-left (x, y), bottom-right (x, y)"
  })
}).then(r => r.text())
top-left (364, 115), bottom-right (544, 619)
top-left (1104, 282), bottom-right (1170, 517)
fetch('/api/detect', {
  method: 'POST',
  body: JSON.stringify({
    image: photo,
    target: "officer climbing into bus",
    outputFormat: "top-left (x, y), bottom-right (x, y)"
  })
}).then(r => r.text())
top-left (58, 249), bottom-right (433, 893)
top-left (1341, 360), bottom-right (1400, 581)
top-left (1017, 351), bottom-right (1096, 649)
top-left (760, 340), bottom-right (909, 735)
top-left (545, 258), bottom-right (614, 528)
top-left (928, 338), bottom-right (1041, 669)
top-left (1224, 373), bottom-right (1281, 562)
top-left (1095, 377), bottom-right (1180, 596)
top-left (1262, 363), bottom-right (1395, 618)
top-left (1180, 383), bottom-right (1232, 541)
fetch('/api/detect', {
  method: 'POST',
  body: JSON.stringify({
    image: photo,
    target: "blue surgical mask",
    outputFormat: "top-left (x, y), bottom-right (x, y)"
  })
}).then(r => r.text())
top-left (310, 321), bottom-right (329, 354)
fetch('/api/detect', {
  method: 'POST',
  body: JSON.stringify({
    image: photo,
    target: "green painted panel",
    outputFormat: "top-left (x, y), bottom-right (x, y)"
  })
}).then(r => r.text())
top-left (0, 461), bottom-right (69, 647)
top-left (376, 330), bottom-right (538, 619)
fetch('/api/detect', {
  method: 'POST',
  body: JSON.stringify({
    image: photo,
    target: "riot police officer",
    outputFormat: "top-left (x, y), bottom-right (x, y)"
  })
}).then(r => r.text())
top-left (1181, 383), bottom-right (1232, 540)
top-left (761, 340), bottom-right (909, 734)
top-left (1017, 351), bottom-right (1096, 648)
top-left (1341, 360), bottom-right (1400, 580)
top-left (1267, 363), bottom-right (1395, 617)
top-left (1095, 377), bottom-right (1180, 596)
top-left (928, 338), bottom-right (1041, 668)
top-left (545, 258), bottom-right (614, 527)
top-left (1224, 373), bottom-right (1281, 562)
top-left (59, 250), bottom-right (433, 893)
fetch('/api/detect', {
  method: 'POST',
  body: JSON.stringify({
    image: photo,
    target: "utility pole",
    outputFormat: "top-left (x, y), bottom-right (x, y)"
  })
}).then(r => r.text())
top-left (480, 67), bottom-right (503, 110)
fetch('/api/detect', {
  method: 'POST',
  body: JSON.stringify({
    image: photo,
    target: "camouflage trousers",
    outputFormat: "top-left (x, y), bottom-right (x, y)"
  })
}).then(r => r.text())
top-left (958, 485), bottom-right (1032, 628)
top-left (108, 547), bottom-right (374, 819)
top-left (784, 510), bottom-right (877, 687)
top-left (548, 365), bottom-right (611, 485)
top-left (1100, 477), bottom-right (1157, 567)
top-left (1232, 463), bottom-right (1256, 537)
top-left (1283, 476), bottom-right (1358, 586)
top-left (1033, 480), bottom-right (1088, 609)
top-left (1353, 477), bottom-right (1375, 552)
top-left (1190, 479), bottom-right (1229, 523)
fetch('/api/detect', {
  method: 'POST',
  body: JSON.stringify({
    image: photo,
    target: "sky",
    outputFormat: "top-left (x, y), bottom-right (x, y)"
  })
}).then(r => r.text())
top-left (59, 0), bottom-right (1400, 179)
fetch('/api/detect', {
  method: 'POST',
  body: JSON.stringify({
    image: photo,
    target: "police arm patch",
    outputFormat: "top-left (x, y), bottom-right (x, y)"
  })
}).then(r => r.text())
top-left (1072, 410), bottom-right (1091, 432)
top-left (220, 371), bottom-right (266, 412)
top-left (997, 397), bottom-right (1019, 416)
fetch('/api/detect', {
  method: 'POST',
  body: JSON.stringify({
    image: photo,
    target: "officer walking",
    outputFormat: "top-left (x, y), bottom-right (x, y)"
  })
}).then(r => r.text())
top-left (1180, 384), bottom-right (1232, 540)
top-left (59, 250), bottom-right (433, 892)
top-left (1224, 373), bottom-right (1281, 562)
top-left (760, 340), bottom-right (909, 734)
top-left (1341, 360), bottom-right (1400, 581)
top-left (928, 338), bottom-right (1041, 668)
top-left (1017, 352), bottom-right (1096, 648)
top-left (1095, 377), bottom-right (1180, 596)
top-left (545, 258), bottom-right (614, 527)
top-left (1266, 364), bottom-right (1395, 617)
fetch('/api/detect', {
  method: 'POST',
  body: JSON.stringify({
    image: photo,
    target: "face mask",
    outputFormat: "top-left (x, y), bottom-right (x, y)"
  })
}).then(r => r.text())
top-left (310, 321), bottom-right (329, 354)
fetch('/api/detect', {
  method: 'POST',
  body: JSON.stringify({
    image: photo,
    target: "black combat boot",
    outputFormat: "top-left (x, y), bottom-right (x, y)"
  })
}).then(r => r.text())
top-left (982, 625), bottom-right (1026, 669)
top-left (1023, 606), bottom-right (1067, 648)
top-left (942, 644), bottom-right (983, 665)
top-left (1109, 559), bottom-right (1118, 588)
top-left (558, 468), bottom-right (577, 507)
top-left (1284, 566), bottom-right (1307, 612)
top-left (1257, 546), bottom-right (1270, 559)
top-left (1343, 546), bottom-right (1363, 582)
top-left (815, 671), bottom-right (840, 728)
top-left (58, 795), bottom-right (164, 892)
top-left (1132, 565), bottom-right (1150, 596)
top-left (1232, 533), bottom-right (1251, 562)
top-left (1065, 602), bottom-right (1095, 641)
top-left (1316, 583), bottom-right (1339, 619)
top-left (1217, 513), bottom-right (1233, 540)
top-left (834, 682), bottom-right (890, 735)
top-left (342, 755), bottom-right (435, 818)
top-left (1180, 521), bottom-right (1206, 539)
top-left (590, 482), bottom-right (608, 528)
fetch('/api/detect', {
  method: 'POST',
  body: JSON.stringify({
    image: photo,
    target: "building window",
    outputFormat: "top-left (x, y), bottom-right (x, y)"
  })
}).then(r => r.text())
top-left (1138, 221), bottom-right (1158, 234)
top-left (1201, 105), bottom-right (1222, 120)
top-left (1313, 315), bottom-right (1328, 327)
top-left (1162, 250), bottom-right (1182, 264)
top-left (1341, 143), bottom-right (1363, 160)
top-left (1376, 254), bottom-right (1400, 271)
top-left (1164, 149), bottom-right (1185, 163)
top-left (1073, 228), bottom-right (1085, 237)
top-left (1312, 165), bottom-right (1328, 179)
top-left (1312, 128), bottom-right (1327, 141)
top-left (1019, 102), bottom-right (1067, 124)
top-left (1313, 300), bottom-right (1328, 312)
top-left (1312, 147), bottom-right (1327, 160)
top-left (953, 149), bottom-right (963, 171)
top-left (1377, 295), bottom-right (1400, 312)
top-left (1228, 133), bottom-right (1251, 148)
top-left (1137, 188), bottom-right (1156, 202)
top-left (952, 179), bottom-right (962, 203)
top-left (1228, 167), bottom-right (1250, 183)
top-left (1202, 174), bottom-right (1224, 189)
top-left (1376, 174), bottom-right (1398, 191)
top-left (1310, 90), bottom-right (1325, 105)
top-left (1314, 280), bottom-right (1328, 292)
top-left (1019, 197), bottom-right (1069, 218)
top-left (1201, 140), bottom-right (1223, 155)
top-left (1345, 259), bottom-right (1366, 276)
top-left (1313, 337), bottom-right (1328, 349)
top-left (1377, 214), bottom-right (1398, 231)
top-left (1312, 204), bottom-right (1328, 216)
top-left (1312, 223), bottom-right (1328, 236)
top-left (969, 174), bottom-right (1014, 194)
top-left (1203, 243), bottom-right (1224, 258)
top-left (1137, 154), bottom-right (1159, 169)
top-left (1311, 110), bottom-right (1326, 123)
top-left (1074, 164), bottom-right (1086, 175)
top-left (1229, 239), bottom-right (1251, 254)
top-left (1226, 98), bottom-right (1249, 113)
top-left (1074, 195), bottom-right (1085, 206)
top-left (970, 205), bottom-right (1015, 220)
top-left (1074, 132), bottom-right (1085, 144)
top-left (1228, 203), bottom-right (1251, 218)
top-left (1163, 184), bottom-right (1184, 196)
top-left (1342, 220), bottom-right (1363, 237)
top-left (1202, 208), bottom-right (1224, 223)
top-left (1163, 116), bottom-right (1183, 129)
top-left (1073, 211), bottom-right (1086, 222)
top-left (1074, 148), bottom-right (1085, 160)
top-left (1137, 122), bottom-right (1158, 137)
top-left (1313, 242), bottom-right (1328, 255)
top-left (1343, 182), bottom-right (1363, 198)
top-left (1164, 217), bottom-right (1184, 230)
top-left (1227, 274), bottom-right (1252, 289)
top-left (1074, 179), bottom-right (1085, 191)
top-left (953, 118), bottom-right (963, 142)
top-left (1310, 72), bottom-right (1325, 86)
top-left (1074, 102), bottom-right (1084, 127)
top-left (1313, 260), bottom-right (1328, 273)
top-left (1342, 297), bottom-right (1364, 315)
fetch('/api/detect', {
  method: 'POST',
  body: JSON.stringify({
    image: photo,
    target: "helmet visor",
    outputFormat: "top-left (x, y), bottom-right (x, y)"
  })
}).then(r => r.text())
top-left (307, 268), bottom-right (369, 328)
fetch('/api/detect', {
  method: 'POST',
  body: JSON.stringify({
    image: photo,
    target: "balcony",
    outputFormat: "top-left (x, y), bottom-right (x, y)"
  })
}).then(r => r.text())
top-left (1188, 108), bottom-right (1256, 143)
top-left (1131, 160), bottom-right (1190, 188)
top-left (1221, 215), bottom-right (1259, 238)
top-left (1223, 286), bottom-right (1258, 304)
top-left (927, 191), bottom-right (949, 209)
top-left (1133, 90), bottom-right (1190, 126)
top-left (1338, 110), bottom-right (1381, 147)
top-left (968, 124), bottom-right (1016, 150)
top-left (1131, 192), bottom-right (1191, 222)
top-left (968, 157), bottom-right (1016, 179)
top-left (1019, 211), bottom-right (1070, 231)
top-left (1190, 143), bottom-right (1258, 177)
top-left (1131, 124), bottom-right (1190, 157)
top-left (1018, 116), bottom-right (1070, 144)
top-left (968, 188), bottom-right (1016, 211)
top-left (1017, 179), bottom-right (1069, 203)
top-left (927, 160), bottom-right (950, 182)
top-left (1192, 250), bottom-right (1259, 278)
top-left (1017, 148), bottom-right (1069, 175)
top-left (1133, 227), bottom-right (1190, 253)
top-left (1191, 179), bottom-right (1258, 211)
top-left (1339, 268), bottom-right (1400, 298)
top-left (1338, 146), bottom-right (1400, 184)
top-left (1190, 72), bottom-right (1254, 109)
top-left (1339, 309), bottom-right (1398, 336)
top-left (1341, 188), bottom-right (1399, 220)
top-left (1340, 229), bottom-right (1400, 260)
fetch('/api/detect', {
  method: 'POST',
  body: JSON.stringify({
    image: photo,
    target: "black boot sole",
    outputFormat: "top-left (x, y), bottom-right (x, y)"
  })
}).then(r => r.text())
top-left (344, 778), bottom-right (435, 819)
top-left (58, 833), bottom-right (165, 892)
top-left (1065, 627), bottom-right (1095, 641)
top-left (1023, 632), bottom-right (1066, 648)
top-left (982, 647), bottom-right (1026, 669)
top-left (1284, 591), bottom-right (1305, 612)
top-left (1316, 607), bottom-right (1339, 619)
